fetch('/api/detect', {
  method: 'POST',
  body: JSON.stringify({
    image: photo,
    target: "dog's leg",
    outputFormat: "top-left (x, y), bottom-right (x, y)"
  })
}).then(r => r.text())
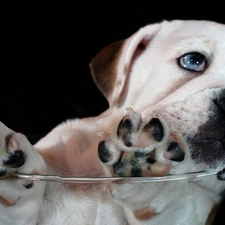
top-left (0, 122), bottom-right (46, 225)
top-left (98, 108), bottom-right (223, 224)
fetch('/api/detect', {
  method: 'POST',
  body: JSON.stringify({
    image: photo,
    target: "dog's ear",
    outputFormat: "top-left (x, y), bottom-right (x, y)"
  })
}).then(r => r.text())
top-left (89, 22), bottom-right (162, 107)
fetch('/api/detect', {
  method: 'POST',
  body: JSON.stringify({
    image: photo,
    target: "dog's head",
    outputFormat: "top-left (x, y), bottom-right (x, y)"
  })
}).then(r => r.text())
top-left (89, 20), bottom-right (225, 180)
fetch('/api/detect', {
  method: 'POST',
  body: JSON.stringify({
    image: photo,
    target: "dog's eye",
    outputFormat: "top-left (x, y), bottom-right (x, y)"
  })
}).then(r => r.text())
top-left (178, 52), bottom-right (206, 72)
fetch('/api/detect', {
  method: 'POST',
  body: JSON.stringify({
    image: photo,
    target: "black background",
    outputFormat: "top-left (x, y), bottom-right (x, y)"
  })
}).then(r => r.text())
top-left (2, 3), bottom-right (225, 143)
top-left (1, 3), bottom-right (225, 224)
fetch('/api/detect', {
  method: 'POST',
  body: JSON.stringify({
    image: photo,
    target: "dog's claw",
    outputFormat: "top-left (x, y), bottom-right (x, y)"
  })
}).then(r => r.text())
top-left (125, 107), bottom-right (142, 123)
top-left (152, 110), bottom-right (158, 118)
top-left (11, 140), bottom-right (18, 150)
top-left (172, 132), bottom-right (182, 141)
top-left (97, 131), bottom-right (110, 140)
top-left (126, 107), bottom-right (136, 114)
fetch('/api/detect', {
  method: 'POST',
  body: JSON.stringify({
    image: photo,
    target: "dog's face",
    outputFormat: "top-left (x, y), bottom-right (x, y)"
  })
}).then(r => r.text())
top-left (90, 20), bottom-right (225, 180)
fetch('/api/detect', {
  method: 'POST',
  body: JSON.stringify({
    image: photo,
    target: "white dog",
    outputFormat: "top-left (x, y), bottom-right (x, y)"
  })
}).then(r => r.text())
top-left (1, 19), bottom-right (225, 225)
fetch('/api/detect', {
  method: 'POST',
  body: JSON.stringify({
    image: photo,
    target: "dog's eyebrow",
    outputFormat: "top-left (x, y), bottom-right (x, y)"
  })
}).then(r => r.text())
top-left (10, 171), bottom-right (218, 183)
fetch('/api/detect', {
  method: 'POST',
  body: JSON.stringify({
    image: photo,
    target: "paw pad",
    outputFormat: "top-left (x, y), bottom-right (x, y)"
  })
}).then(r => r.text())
top-left (0, 169), bottom-right (7, 177)
top-left (3, 150), bottom-right (25, 168)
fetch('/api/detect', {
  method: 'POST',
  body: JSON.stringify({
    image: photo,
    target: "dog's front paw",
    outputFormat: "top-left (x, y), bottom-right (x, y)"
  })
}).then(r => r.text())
top-left (0, 122), bottom-right (46, 208)
top-left (98, 108), bottom-right (175, 177)
top-left (0, 122), bottom-right (46, 224)
top-left (0, 133), bottom-right (27, 179)
top-left (0, 122), bottom-right (46, 181)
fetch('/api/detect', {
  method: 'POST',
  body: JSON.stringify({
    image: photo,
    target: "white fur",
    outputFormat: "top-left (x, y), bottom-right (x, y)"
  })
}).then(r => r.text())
top-left (1, 20), bottom-right (225, 225)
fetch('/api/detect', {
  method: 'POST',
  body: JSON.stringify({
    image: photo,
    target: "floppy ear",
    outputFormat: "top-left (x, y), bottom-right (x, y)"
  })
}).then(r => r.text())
top-left (89, 22), bottom-right (162, 107)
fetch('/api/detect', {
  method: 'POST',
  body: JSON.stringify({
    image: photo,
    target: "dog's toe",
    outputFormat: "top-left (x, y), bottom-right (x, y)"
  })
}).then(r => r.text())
top-left (98, 141), bottom-right (112, 163)
top-left (117, 108), bottom-right (142, 147)
top-left (217, 168), bottom-right (225, 180)
top-left (3, 134), bottom-right (26, 168)
top-left (143, 118), bottom-right (164, 142)
top-left (117, 109), bottom-right (164, 148)
top-left (166, 142), bottom-right (185, 162)
top-left (0, 168), bottom-right (7, 177)
top-left (3, 150), bottom-right (25, 168)
top-left (0, 134), bottom-right (27, 179)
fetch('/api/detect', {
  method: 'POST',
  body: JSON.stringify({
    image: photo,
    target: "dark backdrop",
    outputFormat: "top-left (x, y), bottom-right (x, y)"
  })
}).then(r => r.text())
top-left (1, 3), bottom-right (225, 224)
top-left (2, 3), bottom-right (225, 143)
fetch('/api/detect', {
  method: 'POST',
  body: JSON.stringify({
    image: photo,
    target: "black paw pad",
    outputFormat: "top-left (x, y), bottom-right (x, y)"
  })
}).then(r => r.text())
top-left (0, 168), bottom-right (7, 177)
top-left (143, 118), bottom-right (164, 142)
top-left (217, 168), bottom-right (225, 180)
top-left (23, 182), bottom-right (34, 189)
top-left (3, 150), bottom-right (25, 168)
top-left (130, 166), bottom-right (142, 177)
top-left (166, 142), bottom-right (185, 162)
top-left (146, 157), bottom-right (156, 164)
top-left (113, 161), bottom-right (126, 176)
top-left (98, 141), bottom-right (111, 163)
top-left (112, 153), bottom-right (144, 177)
top-left (117, 119), bottom-right (133, 147)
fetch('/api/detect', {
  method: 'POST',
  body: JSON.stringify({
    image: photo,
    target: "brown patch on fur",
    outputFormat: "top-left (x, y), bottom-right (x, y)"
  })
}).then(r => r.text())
top-left (0, 194), bottom-right (17, 206)
top-left (206, 203), bottom-right (219, 225)
top-left (89, 40), bottom-right (124, 101)
top-left (133, 206), bottom-right (157, 220)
